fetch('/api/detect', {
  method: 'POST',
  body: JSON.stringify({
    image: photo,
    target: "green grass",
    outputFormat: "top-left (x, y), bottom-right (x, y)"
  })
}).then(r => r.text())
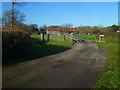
top-left (93, 42), bottom-right (119, 88)
top-left (31, 34), bottom-right (72, 47)
top-left (28, 34), bottom-right (72, 58)
top-left (31, 34), bottom-right (70, 41)
top-left (31, 34), bottom-right (41, 38)
top-left (30, 35), bottom-right (72, 59)
top-left (73, 34), bottom-right (119, 88)
top-left (73, 34), bottom-right (96, 42)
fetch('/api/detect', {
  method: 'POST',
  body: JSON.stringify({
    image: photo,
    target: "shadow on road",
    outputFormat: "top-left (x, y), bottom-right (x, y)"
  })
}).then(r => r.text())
top-left (3, 38), bottom-right (72, 66)
top-left (3, 38), bottom-right (107, 88)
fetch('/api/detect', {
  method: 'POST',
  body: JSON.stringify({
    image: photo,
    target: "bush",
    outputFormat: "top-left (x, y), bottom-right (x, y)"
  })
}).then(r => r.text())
top-left (96, 32), bottom-right (119, 43)
top-left (104, 32), bottom-right (118, 43)
top-left (2, 30), bottom-right (33, 65)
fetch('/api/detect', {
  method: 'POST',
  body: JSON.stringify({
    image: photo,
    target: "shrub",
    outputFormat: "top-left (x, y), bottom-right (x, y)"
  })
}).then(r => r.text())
top-left (96, 32), bottom-right (119, 43)
top-left (2, 30), bottom-right (33, 65)
top-left (104, 32), bottom-right (118, 43)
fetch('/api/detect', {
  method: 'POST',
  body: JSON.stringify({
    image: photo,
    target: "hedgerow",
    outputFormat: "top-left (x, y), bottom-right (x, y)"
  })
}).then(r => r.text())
top-left (2, 30), bottom-right (33, 65)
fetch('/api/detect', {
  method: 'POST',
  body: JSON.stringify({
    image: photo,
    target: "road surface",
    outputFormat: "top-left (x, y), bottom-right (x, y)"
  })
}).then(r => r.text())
top-left (3, 39), bottom-right (107, 88)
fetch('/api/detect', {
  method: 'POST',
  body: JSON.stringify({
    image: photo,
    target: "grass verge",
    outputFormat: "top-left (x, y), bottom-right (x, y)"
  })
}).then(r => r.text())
top-left (73, 34), bottom-right (119, 88)
top-left (93, 42), bottom-right (119, 88)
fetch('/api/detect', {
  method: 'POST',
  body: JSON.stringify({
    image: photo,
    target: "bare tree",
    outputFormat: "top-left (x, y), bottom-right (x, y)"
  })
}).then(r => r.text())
top-left (39, 25), bottom-right (47, 33)
top-left (61, 23), bottom-right (73, 28)
top-left (10, 0), bottom-right (26, 30)
top-left (60, 27), bottom-right (68, 34)
top-left (2, 9), bottom-right (26, 28)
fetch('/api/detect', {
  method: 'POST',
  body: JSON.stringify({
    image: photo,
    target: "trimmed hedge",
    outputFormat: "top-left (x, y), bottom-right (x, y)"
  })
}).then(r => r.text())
top-left (2, 30), bottom-right (33, 65)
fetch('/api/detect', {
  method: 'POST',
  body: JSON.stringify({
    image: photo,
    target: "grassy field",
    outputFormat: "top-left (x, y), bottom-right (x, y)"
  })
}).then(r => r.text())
top-left (73, 34), bottom-right (96, 42)
top-left (30, 35), bottom-right (72, 59)
top-left (93, 42), bottom-right (119, 88)
top-left (31, 34), bottom-right (70, 41)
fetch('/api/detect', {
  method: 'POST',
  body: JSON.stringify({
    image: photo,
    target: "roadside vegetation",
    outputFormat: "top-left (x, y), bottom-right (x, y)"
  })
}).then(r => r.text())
top-left (2, 30), bottom-right (33, 65)
top-left (94, 27), bottom-right (119, 88)
top-left (73, 34), bottom-right (96, 42)
top-left (3, 34), bottom-right (72, 66)
top-left (30, 34), bottom-right (72, 60)
top-left (94, 42), bottom-right (119, 88)
top-left (74, 33), bottom-right (119, 88)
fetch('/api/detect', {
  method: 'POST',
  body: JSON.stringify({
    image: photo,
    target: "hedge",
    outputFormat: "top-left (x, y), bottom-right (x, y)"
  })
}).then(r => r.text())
top-left (2, 30), bottom-right (33, 65)
top-left (96, 32), bottom-right (119, 43)
top-left (104, 32), bottom-right (119, 43)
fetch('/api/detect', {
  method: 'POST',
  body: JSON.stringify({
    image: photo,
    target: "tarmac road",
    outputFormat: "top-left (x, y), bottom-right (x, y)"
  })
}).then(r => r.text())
top-left (3, 39), bottom-right (107, 88)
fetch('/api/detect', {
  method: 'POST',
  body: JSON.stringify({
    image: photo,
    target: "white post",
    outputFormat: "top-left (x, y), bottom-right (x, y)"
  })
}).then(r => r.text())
top-left (41, 33), bottom-right (44, 42)
top-left (99, 34), bottom-right (104, 42)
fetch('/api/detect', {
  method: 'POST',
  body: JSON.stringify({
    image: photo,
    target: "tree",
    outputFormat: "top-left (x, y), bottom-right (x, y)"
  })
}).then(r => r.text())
top-left (2, 9), bottom-right (25, 27)
top-left (61, 23), bottom-right (73, 28)
top-left (39, 25), bottom-right (47, 33)
top-left (26, 24), bottom-right (38, 34)
top-left (60, 27), bottom-right (68, 34)
top-left (110, 25), bottom-right (119, 32)
top-left (10, 0), bottom-right (26, 30)
top-left (39, 25), bottom-right (47, 42)
top-left (2, 10), bottom-right (26, 30)
top-left (42, 25), bottom-right (47, 32)
top-left (2, 10), bottom-right (11, 27)
top-left (92, 29), bottom-right (100, 34)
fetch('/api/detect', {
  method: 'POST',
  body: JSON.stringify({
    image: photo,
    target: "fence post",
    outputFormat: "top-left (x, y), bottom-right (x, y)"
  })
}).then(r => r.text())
top-left (95, 37), bottom-right (97, 42)
top-left (70, 34), bottom-right (73, 42)
top-left (99, 34), bottom-right (104, 42)
top-left (47, 34), bottom-right (50, 41)
top-left (41, 33), bottom-right (45, 42)
top-left (63, 34), bottom-right (66, 41)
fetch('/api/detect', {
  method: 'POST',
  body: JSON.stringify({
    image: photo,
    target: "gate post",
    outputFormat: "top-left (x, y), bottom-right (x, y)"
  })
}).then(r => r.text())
top-left (47, 34), bottom-right (50, 41)
top-left (63, 34), bottom-right (66, 41)
top-left (41, 33), bottom-right (45, 42)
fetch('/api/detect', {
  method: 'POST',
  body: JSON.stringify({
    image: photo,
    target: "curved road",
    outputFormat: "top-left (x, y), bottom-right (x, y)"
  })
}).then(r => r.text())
top-left (3, 39), bottom-right (107, 88)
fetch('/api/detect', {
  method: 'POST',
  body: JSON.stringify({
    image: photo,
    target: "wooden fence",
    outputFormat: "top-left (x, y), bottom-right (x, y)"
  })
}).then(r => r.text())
top-left (40, 34), bottom-right (71, 42)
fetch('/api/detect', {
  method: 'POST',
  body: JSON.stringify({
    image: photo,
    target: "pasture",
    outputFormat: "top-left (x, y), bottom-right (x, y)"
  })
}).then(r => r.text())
top-left (73, 34), bottom-right (96, 42)
top-left (31, 34), bottom-right (71, 41)
top-left (30, 34), bottom-right (73, 59)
